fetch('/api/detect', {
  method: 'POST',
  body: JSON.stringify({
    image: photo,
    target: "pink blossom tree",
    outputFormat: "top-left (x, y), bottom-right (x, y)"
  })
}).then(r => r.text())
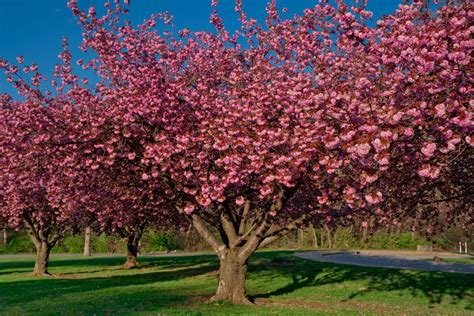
top-left (0, 96), bottom-right (81, 275)
top-left (0, 39), bottom-right (98, 275)
top-left (62, 0), bottom-right (472, 303)
top-left (73, 162), bottom-right (177, 268)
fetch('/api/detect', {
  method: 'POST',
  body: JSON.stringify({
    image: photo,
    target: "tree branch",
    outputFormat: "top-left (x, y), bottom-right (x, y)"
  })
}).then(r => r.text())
top-left (238, 199), bottom-right (251, 235)
top-left (191, 214), bottom-right (226, 259)
top-left (259, 213), bottom-right (316, 248)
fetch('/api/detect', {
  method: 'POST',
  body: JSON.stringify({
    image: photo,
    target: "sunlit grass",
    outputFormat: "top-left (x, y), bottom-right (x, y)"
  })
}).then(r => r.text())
top-left (0, 251), bottom-right (472, 315)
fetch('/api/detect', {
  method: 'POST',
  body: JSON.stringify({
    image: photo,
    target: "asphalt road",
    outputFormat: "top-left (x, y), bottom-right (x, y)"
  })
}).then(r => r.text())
top-left (295, 250), bottom-right (474, 274)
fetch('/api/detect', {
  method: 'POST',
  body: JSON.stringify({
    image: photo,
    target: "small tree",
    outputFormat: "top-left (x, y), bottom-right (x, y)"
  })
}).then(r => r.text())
top-left (0, 99), bottom-right (80, 275)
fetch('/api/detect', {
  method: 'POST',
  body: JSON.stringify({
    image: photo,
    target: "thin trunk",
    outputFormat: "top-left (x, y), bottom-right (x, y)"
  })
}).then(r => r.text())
top-left (320, 228), bottom-right (325, 248)
top-left (2, 227), bottom-right (6, 245)
top-left (211, 248), bottom-right (251, 304)
top-left (310, 224), bottom-right (318, 249)
top-left (32, 241), bottom-right (52, 276)
top-left (124, 239), bottom-right (139, 268)
top-left (325, 225), bottom-right (332, 249)
top-left (333, 229), bottom-right (338, 249)
top-left (83, 226), bottom-right (91, 256)
top-left (298, 228), bottom-right (305, 249)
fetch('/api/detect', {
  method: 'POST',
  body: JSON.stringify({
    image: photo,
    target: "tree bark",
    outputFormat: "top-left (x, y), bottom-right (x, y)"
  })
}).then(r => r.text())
top-left (124, 239), bottom-right (139, 268)
top-left (211, 248), bottom-right (251, 304)
top-left (320, 228), bottom-right (325, 248)
top-left (2, 227), bottom-right (6, 245)
top-left (187, 197), bottom-right (319, 304)
top-left (325, 225), bottom-right (332, 249)
top-left (310, 224), bottom-right (318, 249)
top-left (32, 241), bottom-right (52, 276)
top-left (298, 228), bottom-right (305, 249)
top-left (83, 226), bottom-right (91, 256)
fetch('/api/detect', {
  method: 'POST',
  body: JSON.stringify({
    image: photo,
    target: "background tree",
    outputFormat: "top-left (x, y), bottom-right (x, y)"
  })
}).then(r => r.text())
top-left (0, 97), bottom-right (80, 275)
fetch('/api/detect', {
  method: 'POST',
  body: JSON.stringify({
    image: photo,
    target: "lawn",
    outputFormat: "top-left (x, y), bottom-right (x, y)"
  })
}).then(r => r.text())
top-left (443, 257), bottom-right (474, 265)
top-left (0, 251), bottom-right (472, 315)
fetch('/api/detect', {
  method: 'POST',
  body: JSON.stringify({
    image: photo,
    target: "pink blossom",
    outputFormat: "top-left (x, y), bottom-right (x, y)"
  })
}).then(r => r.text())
top-left (184, 204), bottom-right (195, 214)
top-left (418, 164), bottom-right (440, 179)
top-left (404, 128), bottom-right (414, 137)
top-left (435, 104), bottom-right (446, 117)
top-left (317, 195), bottom-right (328, 205)
top-left (235, 196), bottom-right (245, 206)
top-left (353, 143), bottom-right (371, 157)
top-left (421, 142), bottom-right (437, 158)
top-left (365, 192), bottom-right (383, 204)
top-left (466, 135), bottom-right (473, 146)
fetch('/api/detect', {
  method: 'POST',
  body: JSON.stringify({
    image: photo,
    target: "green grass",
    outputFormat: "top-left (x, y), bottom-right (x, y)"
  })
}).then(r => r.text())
top-left (442, 257), bottom-right (474, 265)
top-left (0, 251), bottom-right (472, 315)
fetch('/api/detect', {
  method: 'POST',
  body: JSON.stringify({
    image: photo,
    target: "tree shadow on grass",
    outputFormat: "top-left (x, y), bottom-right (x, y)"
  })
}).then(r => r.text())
top-left (0, 254), bottom-right (219, 310)
top-left (253, 254), bottom-right (474, 310)
top-left (0, 254), bottom-right (216, 273)
top-left (1, 251), bottom-right (473, 313)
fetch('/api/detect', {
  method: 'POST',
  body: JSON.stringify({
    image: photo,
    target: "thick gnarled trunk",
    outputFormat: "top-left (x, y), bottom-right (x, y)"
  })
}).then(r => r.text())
top-left (33, 241), bottom-right (52, 276)
top-left (117, 224), bottom-right (147, 269)
top-left (188, 195), bottom-right (313, 304)
top-left (124, 239), bottom-right (139, 268)
top-left (211, 249), bottom-right (250, 304)
top-left (23, 214), bottom-right (65, 276)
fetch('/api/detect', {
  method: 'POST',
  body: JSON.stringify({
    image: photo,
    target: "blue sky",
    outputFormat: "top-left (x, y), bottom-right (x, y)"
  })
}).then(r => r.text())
top-left (0, 0), bottom-right (403, 96)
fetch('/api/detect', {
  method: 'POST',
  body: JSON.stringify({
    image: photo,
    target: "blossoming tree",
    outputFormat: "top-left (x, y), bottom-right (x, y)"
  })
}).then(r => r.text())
top-left (61, 0), bottom-right (472, 303)
top-left (0, 95), bottom-right (80, 275)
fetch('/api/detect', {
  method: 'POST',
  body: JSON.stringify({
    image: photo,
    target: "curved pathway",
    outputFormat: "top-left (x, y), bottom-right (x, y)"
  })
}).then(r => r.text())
top-left (295, 250), bottom-right (474, 274)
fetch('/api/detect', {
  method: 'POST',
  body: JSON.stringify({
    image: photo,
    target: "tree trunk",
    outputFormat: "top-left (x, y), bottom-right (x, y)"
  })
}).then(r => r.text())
top-left (189, 205), bottom-right (312, 305)
top-left (310, 224), bottom-right (318, 249)
top-left (320, 228), bottom-right (324, 248)
top-left (83, 226), bottom-right (91, 256)
top-left (298, 228), bottom-right (305, 249)
top-left (325, 225), bottom-right (332, 249)
top-left (124, 239), bottom-right (139, 268)
top-left (32, 242), bottom-right (52, 276)
top-left (2, 227), bottom-right (6, 245)
top-left (211, 248), bottom-right (251, 304)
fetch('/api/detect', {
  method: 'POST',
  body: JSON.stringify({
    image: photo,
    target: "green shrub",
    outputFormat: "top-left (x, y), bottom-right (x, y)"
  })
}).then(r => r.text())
top-left (92, 234), bottom-right (126, 254)
top-left (141, 231), bottom-right (184, 253)
top-left (0, 233), bottom-right (35, 253)
top-left (48, 235), bottom-right (84, 254)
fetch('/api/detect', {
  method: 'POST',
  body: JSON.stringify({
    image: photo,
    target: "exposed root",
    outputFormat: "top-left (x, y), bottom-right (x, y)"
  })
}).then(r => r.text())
top-left (123, 261), bottom-right (140, 269)
top-left (210, 295), bottom-right (254, 305)
top-left (30, 271), bottom-right (52, 277)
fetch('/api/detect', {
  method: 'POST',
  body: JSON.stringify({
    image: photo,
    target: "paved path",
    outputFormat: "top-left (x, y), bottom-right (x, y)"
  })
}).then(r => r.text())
top-left (295, 250), bottom-right (474, 274)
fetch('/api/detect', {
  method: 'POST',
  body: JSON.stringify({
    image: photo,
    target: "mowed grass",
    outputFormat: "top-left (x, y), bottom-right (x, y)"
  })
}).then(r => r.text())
top-left (0, 251), bottom-right (472, 315)
top-left (443, 257), bottom-right (474, 265)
